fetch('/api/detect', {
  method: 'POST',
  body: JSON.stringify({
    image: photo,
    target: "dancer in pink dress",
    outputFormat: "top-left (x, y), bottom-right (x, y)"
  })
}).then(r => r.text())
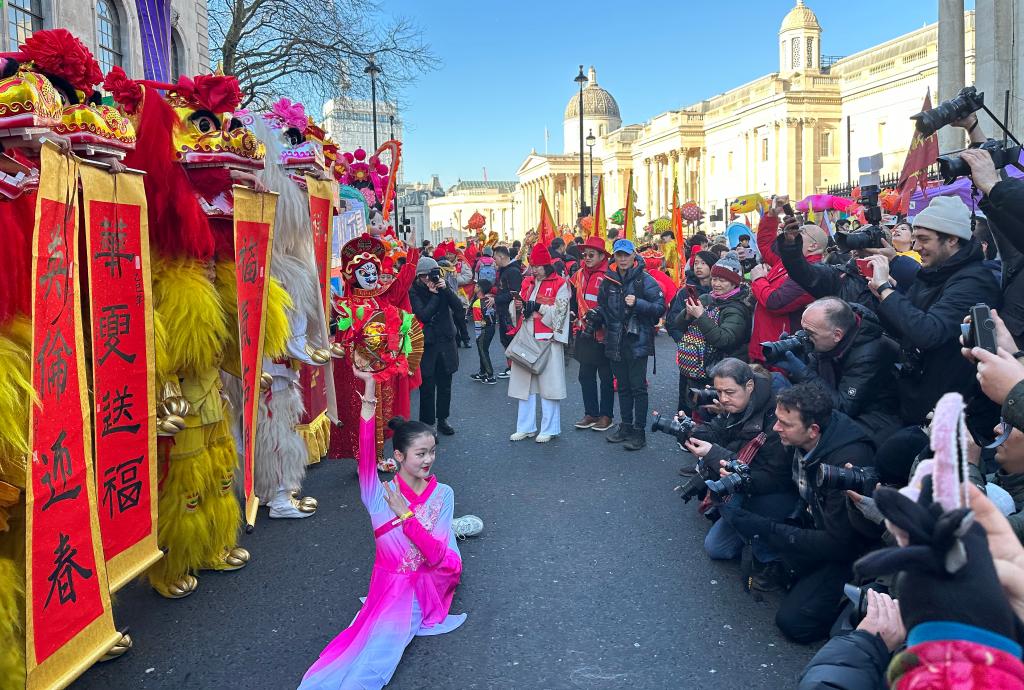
top-left (299, 364), bottom-right (466, 689)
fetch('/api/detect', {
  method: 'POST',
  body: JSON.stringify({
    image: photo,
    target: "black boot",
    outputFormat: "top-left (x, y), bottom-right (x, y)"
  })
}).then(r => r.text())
top-left (437, 419), bottom-right (455, 436)
top-left (606, 423), bottom-right (632, 443)
top-left (749, 560), bottom-right (792, 593)
top-left (624, 428), bottom-right (646, 451)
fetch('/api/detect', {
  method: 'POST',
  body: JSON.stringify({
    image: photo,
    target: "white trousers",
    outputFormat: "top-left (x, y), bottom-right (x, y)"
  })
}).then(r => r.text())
top-left (516, 394), bottom-right (561, 436)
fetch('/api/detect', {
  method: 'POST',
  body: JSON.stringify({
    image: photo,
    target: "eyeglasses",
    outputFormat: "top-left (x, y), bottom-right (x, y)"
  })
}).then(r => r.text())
top-left (583, 251), bottom-right (601, 259)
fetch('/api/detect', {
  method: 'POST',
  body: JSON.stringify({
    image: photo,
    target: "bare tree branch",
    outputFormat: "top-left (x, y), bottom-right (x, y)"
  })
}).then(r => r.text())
top-left (208, 0), bottom-right (439, 115)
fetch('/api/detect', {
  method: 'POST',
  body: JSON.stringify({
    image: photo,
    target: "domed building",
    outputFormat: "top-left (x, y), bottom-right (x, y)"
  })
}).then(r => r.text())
top-left (515, 1), bottom-right (1001, 239)
top-left (562, 66), bottom-right (621, 156)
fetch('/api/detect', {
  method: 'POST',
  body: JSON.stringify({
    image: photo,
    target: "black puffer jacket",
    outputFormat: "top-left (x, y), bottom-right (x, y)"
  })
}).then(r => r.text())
top-left (494, 259), bottom-right (524, 332)
top-left (693, 373), bottom-right (791, 496)
top-left (596, 259), bottom-right (665, 361)
top-left (980, 178), bottom-right (1024, 344)
top-left (797, 630), bottom-right (890, 690)
top-left (410, 280), bottom-right (464, 375)
top-left (722, 410), bottom-right (878, 562)
top-left (802, 304), bottom-right (901, 443)
top-left (776, 233), bottom-right (878, 310)
top-left (875, 239), bottom-right (1001, 425)
top-left (673, 284), bottom-right (753, 367)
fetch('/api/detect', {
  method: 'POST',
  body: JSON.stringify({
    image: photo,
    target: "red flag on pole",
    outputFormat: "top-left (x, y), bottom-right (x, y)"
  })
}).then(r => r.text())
top-left (538, 193), bottom-right (556, 246)
top-left (896, 89), bottom-right (940, 214)
top-left (672, 181), bottom-right (685, 285)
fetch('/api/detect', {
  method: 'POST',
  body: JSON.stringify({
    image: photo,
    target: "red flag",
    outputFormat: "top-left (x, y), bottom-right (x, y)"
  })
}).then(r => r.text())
top-left (896, 89), bottom-right (939, 214)
top-left (538, 193), bottom-right (556, 247)
top-left (672, 181), bottom-right (685, 285)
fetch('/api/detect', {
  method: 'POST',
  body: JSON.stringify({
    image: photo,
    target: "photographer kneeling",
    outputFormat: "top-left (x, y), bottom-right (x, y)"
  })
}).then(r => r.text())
top-left (776, 297), bottom-right (901, 445)
top-left (718, 382), bottom-right (878, 644)
top-left (677, 359), bottom-right (795, 578)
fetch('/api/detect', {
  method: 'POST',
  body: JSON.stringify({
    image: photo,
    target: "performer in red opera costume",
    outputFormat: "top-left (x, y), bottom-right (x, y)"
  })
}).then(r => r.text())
top-left (328, 233), bottom-right (420, 468)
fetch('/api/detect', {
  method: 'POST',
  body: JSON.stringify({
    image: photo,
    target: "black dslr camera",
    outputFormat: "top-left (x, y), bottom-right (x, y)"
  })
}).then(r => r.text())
top-left (581, 309), bottom-right (602, 338)
top-left (961, 303), bottom-right (998, 354)
top-left (427, 268), bottom-right (442, 283)
top-left (912, 86), bottom-right (1023, 184)
top-left (705, 459), bottom-right (751, 498)
top-left (835, 185), bottom-right (885, 252)
top-left (760, 330), bottom-right (811, 364)
top-left (816, 463), bottom-right (879, 496)
top-left (651, 411), bottom-right (697, 443)
top-left (687, 387), bottom-right (719, 408)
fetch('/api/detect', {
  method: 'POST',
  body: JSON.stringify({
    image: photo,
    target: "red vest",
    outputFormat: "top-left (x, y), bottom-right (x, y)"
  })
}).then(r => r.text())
top-left (570, 262), bottom-right (607, 341)
top-left (520, 273), bottom-right (566, 340)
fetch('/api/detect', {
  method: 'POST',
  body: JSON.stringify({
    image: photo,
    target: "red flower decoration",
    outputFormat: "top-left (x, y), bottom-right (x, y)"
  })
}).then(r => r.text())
top-left (21, 28), bottom-right (103, 92)
top-left (102, 66), bottom-right (143, 114)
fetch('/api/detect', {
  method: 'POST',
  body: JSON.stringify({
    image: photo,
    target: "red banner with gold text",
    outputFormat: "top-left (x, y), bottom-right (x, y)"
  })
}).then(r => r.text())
top-left (80, 163), bottom-right (161, 592)
top-left (26, 142), bottom-right (118, 688)
top-left (306, 176), bottom-right (334, 327)
top-left (233, 186), bottom-right (277, 529)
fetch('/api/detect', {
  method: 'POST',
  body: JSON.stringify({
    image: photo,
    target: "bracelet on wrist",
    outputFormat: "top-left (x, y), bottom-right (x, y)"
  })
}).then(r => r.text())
top-left (399, 510), bottom-right (414, 522)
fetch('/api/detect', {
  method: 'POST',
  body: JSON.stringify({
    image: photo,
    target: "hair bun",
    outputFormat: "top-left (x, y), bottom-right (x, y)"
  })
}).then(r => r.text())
top-left (387, 416), bottom-right (407, 432)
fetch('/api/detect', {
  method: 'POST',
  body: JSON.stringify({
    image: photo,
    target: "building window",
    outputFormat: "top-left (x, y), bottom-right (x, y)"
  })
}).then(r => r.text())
top-left (791, 38), bottom-right (800, 70)
top-left (96, 0), bottom-right (123, 74)
top-left (806, 37), bottom-right (815, 69)
top-left (6, 0), bottom-right (43, 52)
top-left (820, 131), bottom-right (832, 157)
top-left (170, 32), bottom-right (183, 81)
top-left (761, 138), bottom-right (768, 162)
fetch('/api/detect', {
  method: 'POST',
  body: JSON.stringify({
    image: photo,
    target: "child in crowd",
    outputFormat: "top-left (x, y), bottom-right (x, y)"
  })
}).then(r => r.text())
top-left (470, 279), bottom-right (497, 384)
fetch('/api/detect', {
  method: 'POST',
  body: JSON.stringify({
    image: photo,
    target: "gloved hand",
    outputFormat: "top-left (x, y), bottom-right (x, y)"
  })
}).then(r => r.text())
top-left (522, 300), bottom-right (540, 317)
top-left (774, 350), bottom-right (810, 382)
top-left (854, 477), bottom-right (1021, 642)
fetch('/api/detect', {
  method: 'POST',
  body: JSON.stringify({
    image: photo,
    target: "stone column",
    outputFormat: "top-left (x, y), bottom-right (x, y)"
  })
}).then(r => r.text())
top-left (802, 119), bottom-right (817, 196)
top-left (786, 119), bottom-right (799, 198)
top-left (975, 0), bottom-right (1016, 134)
top-left (938, 0), bottom-right (966, 153)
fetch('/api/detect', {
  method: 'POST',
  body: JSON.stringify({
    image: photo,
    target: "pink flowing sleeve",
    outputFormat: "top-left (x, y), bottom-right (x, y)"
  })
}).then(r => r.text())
top-left (401, 489), bottom-right (459, 569)
top-left (358, 416), bottom-right (384, 510)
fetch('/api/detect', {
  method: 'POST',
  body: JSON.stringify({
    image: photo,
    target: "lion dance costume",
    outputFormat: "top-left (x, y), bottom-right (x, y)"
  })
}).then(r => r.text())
top-left (103, 65), bottom-right (284, 598)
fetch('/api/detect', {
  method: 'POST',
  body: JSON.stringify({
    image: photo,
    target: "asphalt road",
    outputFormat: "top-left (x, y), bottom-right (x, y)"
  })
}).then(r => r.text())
top-left (75, 333), bottom-right (815, 689)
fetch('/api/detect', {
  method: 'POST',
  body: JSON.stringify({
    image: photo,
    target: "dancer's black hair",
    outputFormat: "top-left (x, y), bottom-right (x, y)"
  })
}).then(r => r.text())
top-left (387, 417), bottom-right (436, 455)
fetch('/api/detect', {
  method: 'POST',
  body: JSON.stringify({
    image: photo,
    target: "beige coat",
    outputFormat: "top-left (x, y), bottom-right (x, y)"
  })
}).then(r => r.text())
top-left (507, 280), bottom-right (571, 401)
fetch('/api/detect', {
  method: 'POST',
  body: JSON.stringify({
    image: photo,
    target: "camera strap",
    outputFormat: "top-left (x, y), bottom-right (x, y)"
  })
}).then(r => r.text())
top-left (737, 432), bottom-right (768, 465)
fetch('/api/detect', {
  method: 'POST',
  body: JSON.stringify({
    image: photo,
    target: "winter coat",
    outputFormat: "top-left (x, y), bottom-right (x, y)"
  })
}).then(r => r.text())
top-left (693, 373), bottom-right (792, 496)
top-left (409, 280), bottom-right (464, 374)
top-left (595, 259), bottom-right (666, 361)
top-left (722, 410), bottom-right (878, 563)
top-left (802, 305), bottom-right (901, 443)
top-left (980, 178), bottom-right (1024, 343)
top-left (672, 284), bottom-right (753, 368)
top-left (495, 259), bottom-right (524, 332)
top-left (750, 213), bottom-right (820, 362)
top-left (797, 630), bottom-right (890, 690)
top-left (776, 233), bottom-right (879, 311)
top-left (994, 470), bottom-right (1024, 545)
top-left (507, 277), bottom-right (570, 401)
top-left (875, 239), bottom-right (1001, 425)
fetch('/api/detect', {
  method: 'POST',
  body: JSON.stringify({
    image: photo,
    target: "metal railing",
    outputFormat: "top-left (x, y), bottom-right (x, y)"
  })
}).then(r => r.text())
top-left (824, 163), bottom-right (944, 197)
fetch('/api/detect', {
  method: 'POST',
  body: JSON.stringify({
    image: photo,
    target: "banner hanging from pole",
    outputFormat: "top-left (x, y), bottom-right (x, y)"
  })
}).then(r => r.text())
top-left (79, 163), bottom-right (161, 592)
top-left (26, 142), bottom-right (119, 689)
top-left (232, 186), bottom-right (278, 530)
top-left (623, 170), bottom-right (637, 242)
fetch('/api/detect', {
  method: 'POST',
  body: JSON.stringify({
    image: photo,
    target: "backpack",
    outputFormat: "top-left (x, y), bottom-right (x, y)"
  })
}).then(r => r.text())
top-left (476, 256), bottom-right (497, 284)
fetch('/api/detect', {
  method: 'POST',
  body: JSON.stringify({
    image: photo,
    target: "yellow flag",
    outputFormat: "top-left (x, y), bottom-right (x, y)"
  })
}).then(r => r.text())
top-left (623, 170), bottom-right (636, 242)
top-left (592, 177), bottom-right (606, 240)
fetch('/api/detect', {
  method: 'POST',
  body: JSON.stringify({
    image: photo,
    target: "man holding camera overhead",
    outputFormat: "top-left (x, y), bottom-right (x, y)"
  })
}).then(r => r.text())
top-left (679, 359), bottom-right (794, 577)
top-left (716, 383), bottom-right (878, 644)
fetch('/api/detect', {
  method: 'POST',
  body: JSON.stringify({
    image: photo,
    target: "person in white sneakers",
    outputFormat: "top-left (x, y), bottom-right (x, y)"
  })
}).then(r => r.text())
top-left (508, 244), bottom-right (571, 443)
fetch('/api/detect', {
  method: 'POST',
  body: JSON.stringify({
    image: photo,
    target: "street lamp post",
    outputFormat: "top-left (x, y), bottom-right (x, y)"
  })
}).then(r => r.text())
top-left (585, 129), bottom-right (596, 215)
top-left (574, 65), bottom-right (588, 220)
top-left (364, 56), bottom-right (381, 150)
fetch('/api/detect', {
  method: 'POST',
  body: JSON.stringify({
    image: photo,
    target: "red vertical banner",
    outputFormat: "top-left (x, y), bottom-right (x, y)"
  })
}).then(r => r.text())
top-left (306, 176), bottom-right (334, 327)
top-left (80, 163), bottom-right (161, 592)
top-left (233, 186), bottom-right (278, 529)
top-left (26, 142), bottom-right (118, 687)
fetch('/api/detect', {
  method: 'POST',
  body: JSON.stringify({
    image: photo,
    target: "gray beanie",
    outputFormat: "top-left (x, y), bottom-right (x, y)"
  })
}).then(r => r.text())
top-left (416, 256), bottom-right (439, 275)
top-left (482, 246), bottom-right (493, 256)
top-left (710, 250), bottom-right (743, 285)
top-left (912, 195), bottom-right (972, 241)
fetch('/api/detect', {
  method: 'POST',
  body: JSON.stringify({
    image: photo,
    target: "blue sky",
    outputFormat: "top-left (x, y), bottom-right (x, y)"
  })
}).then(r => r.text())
top-left (388, 0), bottom-right (970, 185)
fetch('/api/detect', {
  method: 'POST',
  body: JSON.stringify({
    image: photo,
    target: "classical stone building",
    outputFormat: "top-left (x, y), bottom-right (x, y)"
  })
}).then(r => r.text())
top-left (516, 0), bottom-right (1012, 236)
top-left (427, 180), bottom-right (518, 244)
top-left (18, 0), bottom-right (209, 80)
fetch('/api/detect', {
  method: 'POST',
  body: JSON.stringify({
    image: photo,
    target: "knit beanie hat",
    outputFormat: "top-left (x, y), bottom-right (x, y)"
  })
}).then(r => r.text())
top-left (695, 250), bottom-right (719, 269)
top-left (912, 195), bottom-right (972, 241)
top-left (416, 256), bottom-right (439, 275)
top-left (529, 243), bottom-right (553, 266)
top-left (710, 251), bottom-right (743, 285)
top-left (482, 246), bottom-right (493, 256)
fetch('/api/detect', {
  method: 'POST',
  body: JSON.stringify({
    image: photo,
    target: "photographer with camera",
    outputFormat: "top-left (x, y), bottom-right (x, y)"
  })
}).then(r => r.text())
top-left (863, 195), bottom-right (1001, 427)
top-left (776, 297), bottom-right (901, 444)
top-left (674, 359), bottom-right (795, 568)
top-left (597, 239), bottom-right (666, 450)
top-left (718, 382), bottom-right (878, 643)
top-left (410, 256), bottom-right (466, 435)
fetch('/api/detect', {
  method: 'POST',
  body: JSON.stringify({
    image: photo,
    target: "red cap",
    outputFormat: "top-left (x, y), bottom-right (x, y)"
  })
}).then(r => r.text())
top-left (581, 236), bottom-right (609, 255)
top-left (529, 243), bottom-right (553, 266)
